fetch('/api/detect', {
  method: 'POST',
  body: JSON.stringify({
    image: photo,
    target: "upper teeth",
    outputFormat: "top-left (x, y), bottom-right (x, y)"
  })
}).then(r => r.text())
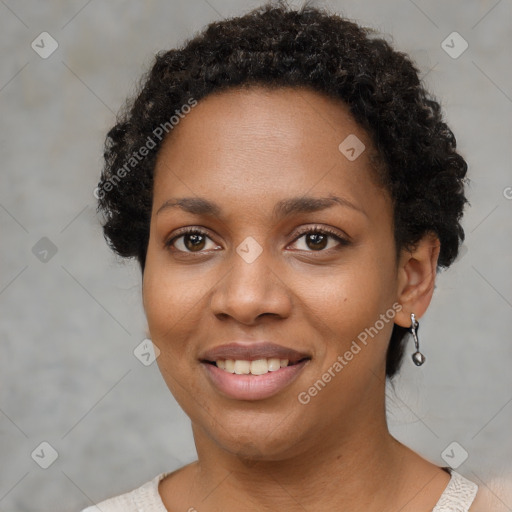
top-left (216, 358), bottom-right (290, 375)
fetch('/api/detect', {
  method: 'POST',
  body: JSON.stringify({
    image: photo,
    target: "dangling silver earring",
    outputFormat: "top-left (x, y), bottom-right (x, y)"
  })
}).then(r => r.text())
top-left (410, 313), bottom-right (426, 366)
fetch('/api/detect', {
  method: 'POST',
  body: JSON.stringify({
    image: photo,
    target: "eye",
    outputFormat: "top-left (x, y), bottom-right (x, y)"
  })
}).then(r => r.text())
top-left (289, 225), bottom-right (350, 252)
top-left (165, 228), bottom-right (220, 253)
top-left (165, 225), bottom-right (350, 254)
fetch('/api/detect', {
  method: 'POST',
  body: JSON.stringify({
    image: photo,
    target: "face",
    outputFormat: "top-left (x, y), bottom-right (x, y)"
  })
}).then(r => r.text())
top-left (143, 86), bottom-right (401, 460)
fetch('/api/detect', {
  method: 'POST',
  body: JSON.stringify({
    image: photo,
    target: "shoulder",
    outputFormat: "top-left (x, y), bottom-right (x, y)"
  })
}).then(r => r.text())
top-left (468, 472), bottom-right (512, 512)
top-left (80, 472), bottom-right (169, 512)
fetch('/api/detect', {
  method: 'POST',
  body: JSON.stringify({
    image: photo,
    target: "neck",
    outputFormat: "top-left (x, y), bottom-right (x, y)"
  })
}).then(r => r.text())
top-left (187, 401), bottom-right (409, 511)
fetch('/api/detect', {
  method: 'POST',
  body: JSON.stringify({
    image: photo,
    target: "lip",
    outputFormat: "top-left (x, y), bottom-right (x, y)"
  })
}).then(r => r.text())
top-left (199, 341), bottom-right (310, 364)
top-left (201, 359), bottom-right (310, 401)
top-left (199, 341), bottom-right (311, 401)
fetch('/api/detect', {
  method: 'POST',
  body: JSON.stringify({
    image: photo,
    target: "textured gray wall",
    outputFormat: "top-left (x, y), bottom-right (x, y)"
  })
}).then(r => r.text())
top-left (1, 1), bottom-right (511, 510)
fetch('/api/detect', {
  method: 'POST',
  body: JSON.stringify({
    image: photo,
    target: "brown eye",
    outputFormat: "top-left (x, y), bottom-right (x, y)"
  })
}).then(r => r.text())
top-left (182, 233), bottom-right (207, 251)
top-left (165, 229), bottom-right (219, 253)
top-left (290, 227), bottom-right (349, 252)
top-left (304, 232), bottom-right (329, 250)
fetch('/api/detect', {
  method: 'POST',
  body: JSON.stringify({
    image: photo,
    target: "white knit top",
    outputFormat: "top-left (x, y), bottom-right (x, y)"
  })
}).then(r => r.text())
top-left (81, 468), bottom-right (478, 512)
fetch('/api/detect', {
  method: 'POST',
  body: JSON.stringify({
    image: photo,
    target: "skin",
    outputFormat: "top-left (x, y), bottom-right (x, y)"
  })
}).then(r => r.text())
top-left (141, 86), bottom-right (470, 511)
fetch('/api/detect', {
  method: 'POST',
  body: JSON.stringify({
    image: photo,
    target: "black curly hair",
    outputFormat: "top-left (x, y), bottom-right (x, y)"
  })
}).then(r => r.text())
top-left (96, 1), bottom-right (468, 378)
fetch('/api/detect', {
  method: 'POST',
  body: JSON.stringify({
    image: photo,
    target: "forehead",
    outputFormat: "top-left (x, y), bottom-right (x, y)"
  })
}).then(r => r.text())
top-left (157, 85), bottom-right (372, 162)
top-left (152, 86), bottom-right (387, 216)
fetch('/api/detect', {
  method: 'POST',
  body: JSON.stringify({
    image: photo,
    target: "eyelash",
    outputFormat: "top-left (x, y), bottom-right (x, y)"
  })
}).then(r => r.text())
top-left (164, 225), bottom-right (350, 254)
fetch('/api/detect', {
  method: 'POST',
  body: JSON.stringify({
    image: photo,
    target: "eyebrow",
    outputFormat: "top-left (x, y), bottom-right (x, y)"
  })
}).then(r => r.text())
top-left (156, 194), bottom-right (366, 218)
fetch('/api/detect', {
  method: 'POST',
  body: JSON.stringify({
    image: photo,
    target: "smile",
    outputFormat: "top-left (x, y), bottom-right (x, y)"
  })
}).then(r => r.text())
top-left (201, 358), bottom-right (310, 401)
top-left (212, 357), bottom-right (300, 375)
top-left (199, 341), bottom-right (311, 400)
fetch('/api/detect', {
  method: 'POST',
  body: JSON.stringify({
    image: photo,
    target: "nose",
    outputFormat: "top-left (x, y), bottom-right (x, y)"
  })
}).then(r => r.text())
top-left (209, 245), bottom-right (293, 325)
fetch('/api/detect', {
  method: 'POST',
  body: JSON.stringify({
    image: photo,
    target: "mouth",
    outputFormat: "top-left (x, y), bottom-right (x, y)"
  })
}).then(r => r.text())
top-left (199, 341), bottom-right (311, 400)
top-left (201, 356), bottom-right (311, 375)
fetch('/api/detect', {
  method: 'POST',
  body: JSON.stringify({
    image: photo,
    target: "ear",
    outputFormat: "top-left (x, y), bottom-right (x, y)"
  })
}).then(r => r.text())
top-left (394, 232), bottom-right (441, 328)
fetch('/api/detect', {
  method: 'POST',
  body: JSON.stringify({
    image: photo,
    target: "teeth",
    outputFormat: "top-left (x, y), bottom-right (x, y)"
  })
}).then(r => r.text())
top-left (268, 358), bottom-right (281, 371)
top-left (250, 359), bottom-right (269, 375)
top-left (234, 360), bottom-right (250, 375)
top-left (215, 358), bottom-right (292, 375)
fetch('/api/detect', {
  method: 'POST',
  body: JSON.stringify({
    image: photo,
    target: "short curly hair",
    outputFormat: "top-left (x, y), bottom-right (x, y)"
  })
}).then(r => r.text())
top-left (97, 1), bottom-right (468, 378)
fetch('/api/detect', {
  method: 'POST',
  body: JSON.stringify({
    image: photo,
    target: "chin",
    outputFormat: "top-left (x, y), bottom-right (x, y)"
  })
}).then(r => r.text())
top-left (204, 417), bottom-right (312, 462)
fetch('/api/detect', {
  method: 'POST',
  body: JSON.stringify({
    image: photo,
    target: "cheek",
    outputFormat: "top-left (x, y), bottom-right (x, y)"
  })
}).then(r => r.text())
top-left (142, 260), bottom-right (194, 373)
top-left (308, 246), bottom-right (397, 362)
top-left (143, 264), bottom-right (210, 414)
top-left (143, 248), bottom-right (211, 338)
top-left (142, 249), bottom-right (222, 395)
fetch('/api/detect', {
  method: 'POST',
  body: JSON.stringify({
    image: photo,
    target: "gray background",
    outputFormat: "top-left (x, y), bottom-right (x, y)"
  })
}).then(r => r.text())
top-left (0, 1), bottom-right (511, 511)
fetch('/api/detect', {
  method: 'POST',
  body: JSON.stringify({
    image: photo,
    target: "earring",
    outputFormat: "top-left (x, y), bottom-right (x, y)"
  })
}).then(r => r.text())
top-left (410, 313), bottom-right (426, 366)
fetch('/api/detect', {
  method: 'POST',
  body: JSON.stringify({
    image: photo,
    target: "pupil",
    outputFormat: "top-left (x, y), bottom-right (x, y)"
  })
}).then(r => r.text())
top-left (186, 234), bottom-right (205, 251)
top-left (183, 233), bottom-right (328, 252)
top-left (307, 233), bottom-right (327, 250)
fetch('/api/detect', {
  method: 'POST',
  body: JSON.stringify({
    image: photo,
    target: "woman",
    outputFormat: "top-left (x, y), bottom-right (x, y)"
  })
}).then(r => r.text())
top-left (85, 2), bottom-right (482, 510)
